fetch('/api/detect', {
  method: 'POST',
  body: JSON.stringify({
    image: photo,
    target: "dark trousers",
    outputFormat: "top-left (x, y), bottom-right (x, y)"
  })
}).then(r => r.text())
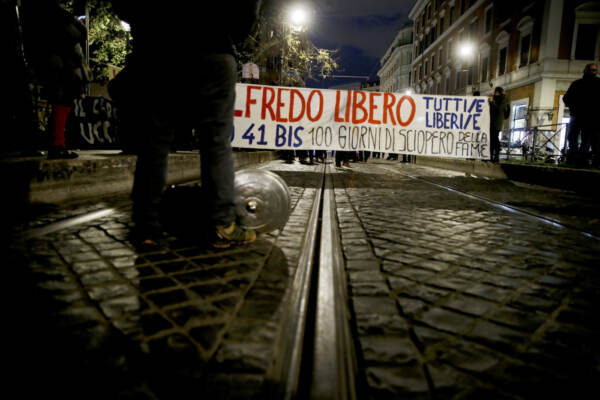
top-left (490, 128), bottom-right (501, 162)
top-left (131, 54), bottom-right (236, 227)
top-left (335, 150), bottom-right (350, 167)
top-left (567, 116), bottom-right (595, 157)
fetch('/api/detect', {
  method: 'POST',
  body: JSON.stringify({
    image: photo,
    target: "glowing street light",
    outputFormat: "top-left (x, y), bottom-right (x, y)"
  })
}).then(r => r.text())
top-left (457, 41), bottom-right (476, 93)
top-left (458, 41), bottom-right (474, 59)
top-left (288, 4), bottom-right (311, 29)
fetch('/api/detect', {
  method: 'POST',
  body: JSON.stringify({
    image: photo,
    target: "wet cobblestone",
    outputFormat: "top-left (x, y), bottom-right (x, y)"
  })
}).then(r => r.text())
top-left (9, 160), bottom-right (322, 399)
top-left (333, 162), bottom-right (600, 399)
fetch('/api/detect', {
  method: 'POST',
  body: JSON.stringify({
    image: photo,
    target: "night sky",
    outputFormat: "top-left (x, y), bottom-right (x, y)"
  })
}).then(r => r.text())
top-left (304, 0), bottom-right (416, 88)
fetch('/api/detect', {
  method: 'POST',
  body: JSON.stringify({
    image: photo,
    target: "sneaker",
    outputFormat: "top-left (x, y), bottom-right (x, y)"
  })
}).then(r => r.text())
top-left (342, 162), bottom-right (352, 168)
top-left (213, 222), bottom-right (256, 248)
top-left (48, 147), bottom-right (78, 160)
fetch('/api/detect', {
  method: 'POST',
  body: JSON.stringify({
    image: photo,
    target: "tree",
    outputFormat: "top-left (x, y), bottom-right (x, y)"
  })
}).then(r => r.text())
top-left (59, 0), bottom-right (131, 82)
top-left (237, 3), bottom-right (338, 87)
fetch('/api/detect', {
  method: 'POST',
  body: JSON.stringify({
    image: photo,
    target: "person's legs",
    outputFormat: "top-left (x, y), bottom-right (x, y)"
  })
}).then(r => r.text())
top-left (566, 117), bottom-right (581, 163)
top-left (131, 113), bottom-right (175, 235)
top-left (194, 54), bottom-right (237, 227)
top-left (490, 129), bottom-right (500, 162)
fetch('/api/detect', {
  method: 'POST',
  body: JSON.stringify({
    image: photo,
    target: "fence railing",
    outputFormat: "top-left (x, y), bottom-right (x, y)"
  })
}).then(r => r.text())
top-left (499, 123), bottom-right (568, 164)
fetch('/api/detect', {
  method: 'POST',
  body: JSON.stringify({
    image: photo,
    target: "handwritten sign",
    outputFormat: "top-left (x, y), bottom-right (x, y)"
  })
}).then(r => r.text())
top-left (67, 96), bottom-right (120, 148)
top-left (232, 84), bottom-right (490, 159)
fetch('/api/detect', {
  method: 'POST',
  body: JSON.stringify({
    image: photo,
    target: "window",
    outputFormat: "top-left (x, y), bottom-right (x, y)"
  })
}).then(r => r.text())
top-left (439, 47), bottom-right (443, 67)
top-left (495, 31), bottom-right (509, 76)
top-left (447, 39), bottom-right (453, 62)
top-left (449, 7), bottom-right (454, 25)
top-left (484, 6), bottom-right (493, 34)
top-left (480, 54), bottom-right (489, 83)
top-left (511, 103), bottom-right (528, 143)
top-left (519, 34), bottom-right (531, 67)
top-left (432, 54), bottom-right (436, 70)
top-left (419, 65), bottom-right (423, 80)
top-left (572, 2), bottom-right (600, 60)
top-left (575, 24), bottom-right (600, 59)
top-left (469, 19), bottom-right (478, 39)
top-left (445, 75), bottom-right (450, 93)
top-left (517, 17), bottom-right (534, 68)
top-left (440, 16), bottom-right (444, 35)
top-left (498, 47), bottom-right (507, 75)
top-left (425, 59), bottom-right (428, 75)
top-left (460, 0), bottom-right (466, 15)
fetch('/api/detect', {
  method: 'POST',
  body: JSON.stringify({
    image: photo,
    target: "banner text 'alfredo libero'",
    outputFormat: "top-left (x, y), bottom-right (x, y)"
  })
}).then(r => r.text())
top-left (232, 83), bottom-right (490, 159)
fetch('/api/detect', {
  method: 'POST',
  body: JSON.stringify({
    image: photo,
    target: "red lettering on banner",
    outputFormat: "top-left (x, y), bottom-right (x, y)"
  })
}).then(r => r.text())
top-left (289, 89), bottom-right (305, 122)
top-left (345, 90), bottom-right (351, 122)
top-left (334, 91), bottom-right (345, 122)
top-left (245, 85), bottom-right (261, 117)
top-left (307, 90), bottom-right (324, 122)
top-left (261, 86), bottom-right (276, 120)
top-left (276, 88), bottom-right (289, 122)
top-left (383, 93), bottom-right (396, 125)
top-left (352, 91), bottom-right (368, 124)
top-left (368, 92), bottom-right (381, 124)
top-left (396, 95), bottom-right (416, 127)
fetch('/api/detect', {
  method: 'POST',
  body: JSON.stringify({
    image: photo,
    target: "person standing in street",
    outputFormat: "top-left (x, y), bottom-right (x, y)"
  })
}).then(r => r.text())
top-left (110, 1), bottom-right (261, 247)
top-left (20, 0), bottom-right (89, 159)
top-left (563, 63), bottom-right (600, 166)
top-left (488, 87), bottom-right (509, 163)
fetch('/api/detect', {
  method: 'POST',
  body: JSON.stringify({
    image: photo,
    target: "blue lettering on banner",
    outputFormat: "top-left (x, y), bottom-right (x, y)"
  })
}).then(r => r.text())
top-left (423, 96), bottom-right (485, 131)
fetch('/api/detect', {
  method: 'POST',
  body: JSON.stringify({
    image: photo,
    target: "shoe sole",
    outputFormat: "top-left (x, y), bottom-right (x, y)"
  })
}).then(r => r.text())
top-left (212, 230), bottom-right (257, 249)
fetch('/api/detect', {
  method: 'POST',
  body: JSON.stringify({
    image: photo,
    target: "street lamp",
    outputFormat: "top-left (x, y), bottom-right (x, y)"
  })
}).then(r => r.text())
top-left (289, 6), bottom-right (309, 29)
top-left (457, 40), bottom-right (475, 94)
top-left (280, 4), bottom-right (312, 85)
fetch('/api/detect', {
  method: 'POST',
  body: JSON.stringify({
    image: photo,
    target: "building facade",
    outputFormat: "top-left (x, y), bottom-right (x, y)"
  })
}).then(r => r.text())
top-left (409, 0), bottom-right (600, 153)
top-left (378, 23), bottom-right (414, 93)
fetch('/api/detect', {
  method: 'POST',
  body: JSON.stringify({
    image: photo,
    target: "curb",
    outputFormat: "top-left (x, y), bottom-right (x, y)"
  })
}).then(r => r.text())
top-left (414, 156), bottom-right (599, 193)
top-left (3, 151), bottom-right (278, 206)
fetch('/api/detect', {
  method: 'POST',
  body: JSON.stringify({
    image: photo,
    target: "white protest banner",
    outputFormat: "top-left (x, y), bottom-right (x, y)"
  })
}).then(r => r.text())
top-left (232, 84), bottom-right (491, 159)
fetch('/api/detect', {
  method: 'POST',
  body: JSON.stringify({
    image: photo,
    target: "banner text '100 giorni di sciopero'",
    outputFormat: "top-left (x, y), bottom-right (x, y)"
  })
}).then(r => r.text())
top-left (232, 84), bottom-right (491, 159)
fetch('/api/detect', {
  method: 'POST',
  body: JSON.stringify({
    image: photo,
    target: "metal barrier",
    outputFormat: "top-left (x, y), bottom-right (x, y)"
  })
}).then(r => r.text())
top-left (500, 123), bottom-right (568, 164)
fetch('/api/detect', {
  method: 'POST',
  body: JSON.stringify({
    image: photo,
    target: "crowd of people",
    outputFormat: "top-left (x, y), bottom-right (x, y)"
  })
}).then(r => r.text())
top-left (3, 1), bottom-right (599, 250)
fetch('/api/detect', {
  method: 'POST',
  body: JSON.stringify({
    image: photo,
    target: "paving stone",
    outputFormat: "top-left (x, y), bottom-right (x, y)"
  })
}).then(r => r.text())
top-left (487, 305), bottom-right (547, 333)
top-left (215, 341), bottom-right (273, 373)
top-left (418, 308), bottom-right (476, 335)
top-left (365, 365), bottom-right (430, 399)
top-left (466, 320), bottom-right (531, 353)
top-left (396, 296), bottom-right (429, 318)
top-left (399, 284), bottom-right (452, 304)
top-left (360, 336), bottom-right (418, 364)
top-left (100, 295), bottom-right (148, 319)
top-left (355, 313), bottom-right (411, 336)
top-left (352, 296), bottom-right (398, 315)
top-left (87, 283), bottom-right (137, 301)
top-left (464, 283), bottom-right (513, 303)
top-left (167, 302), bottom-right (224, 327)
top-left (443, 295), bottom-right (495, 317)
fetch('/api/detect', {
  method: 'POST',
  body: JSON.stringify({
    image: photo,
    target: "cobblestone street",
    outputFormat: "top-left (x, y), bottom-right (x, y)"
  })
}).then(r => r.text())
top-left (333, 162), bottom-right (600, 399)
top-left (7, 159), bottom-right (600, 399)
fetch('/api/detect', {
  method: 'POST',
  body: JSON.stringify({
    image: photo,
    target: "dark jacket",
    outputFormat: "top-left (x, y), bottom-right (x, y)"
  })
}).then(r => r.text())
top-left (563, 74), bottom-right (600, 120)
top-left (489, 93), bottom-right (509, 131)
top-left (20, 0), bottom-right (88, 103)
top-left (111, 1), bottom-right (261, 64)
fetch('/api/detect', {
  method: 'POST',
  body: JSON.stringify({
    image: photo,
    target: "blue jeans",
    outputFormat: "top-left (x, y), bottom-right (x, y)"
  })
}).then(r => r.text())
top-left (131, 54), bottom-right (236, 227)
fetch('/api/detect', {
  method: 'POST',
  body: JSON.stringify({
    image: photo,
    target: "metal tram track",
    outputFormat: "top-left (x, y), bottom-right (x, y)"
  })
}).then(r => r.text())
top-left (375, 164), bottom-right (600, 242)
top-left (13, 163), bottom-right (361, 400)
